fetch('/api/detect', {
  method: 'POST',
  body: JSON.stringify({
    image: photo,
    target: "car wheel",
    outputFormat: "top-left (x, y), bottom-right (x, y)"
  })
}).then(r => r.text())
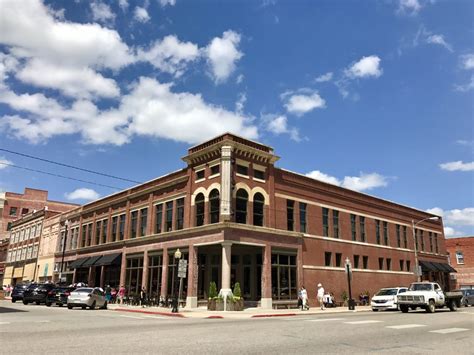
top-left (45, 302), bottom-right (52, 307)
top-left (372, 308), bottom-right (378, 312)
top-left (23, 300), bottom-right (28, 305)
top-left (448, 299), bottom-right (457, 312)
top-left (81, 305), bottom-right (86, 310)
top-left (67, 305), bottom-right (73, 309)
top-left (400, 305), bottom-right (409, 313)
top-left (426, 300), bottom-right (436, 313)
top-left (11, 299), bottom-right (16, 303)
top-left (89, 301), bottom-right (96, 310)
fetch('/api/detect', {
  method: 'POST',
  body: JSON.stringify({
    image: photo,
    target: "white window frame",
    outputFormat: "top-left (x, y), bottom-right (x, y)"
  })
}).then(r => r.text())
top-left (455, 251), bottom-right (464, 265)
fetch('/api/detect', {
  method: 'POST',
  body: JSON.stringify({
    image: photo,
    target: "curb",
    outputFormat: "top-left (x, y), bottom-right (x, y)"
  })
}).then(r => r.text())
top-left (113, 308), bottom-right (186, 318)
top-left (206, 315), bottom-right (224, 319)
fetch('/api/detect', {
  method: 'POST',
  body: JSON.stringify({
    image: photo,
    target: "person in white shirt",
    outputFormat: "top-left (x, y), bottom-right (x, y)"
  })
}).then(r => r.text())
top-left (300, 286), bottom-right (309, 310)
top-left (317, 283), bottom-right (325, 310)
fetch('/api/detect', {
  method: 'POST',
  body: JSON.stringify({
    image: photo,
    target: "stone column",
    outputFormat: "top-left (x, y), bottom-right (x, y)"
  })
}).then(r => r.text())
top-left (219, 241), bottom-right (233, 298)
top-left (220, 145), bottom-right (233, 222)
top-left (88, 267), bottom-right (95, 286)
top-left (261, 244), bottom-right (272, 309)
top-left (119, 251), bottom-right (127, 287)
top-left (186, 245), bottom-right (198, 309)
top-left (142, 250), bottom-right (149, 290)
top-left (160, 248), bottom-right (169, 299)
top-left (72, 269), bottom-right (77, 284)
top-left (100, 265), bottom-right (105, 288)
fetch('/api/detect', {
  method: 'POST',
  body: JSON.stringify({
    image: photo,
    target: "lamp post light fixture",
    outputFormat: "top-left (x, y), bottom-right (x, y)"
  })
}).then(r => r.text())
top-left (345, 257), bottom-right (355, 310)
top-left (171, 248), bottom-right (182, 313)
top-left (59, 220), bottom-right (71, 284)
top-left (411, 216), bottom-right (440, 282)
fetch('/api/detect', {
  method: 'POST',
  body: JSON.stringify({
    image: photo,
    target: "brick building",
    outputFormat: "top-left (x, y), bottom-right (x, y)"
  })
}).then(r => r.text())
top-left (446, 236), bottom-right (474, 290)
top-left (0, 188), bottom-right (78, 284)
top-left (56, 133), bottom-right (451, 309)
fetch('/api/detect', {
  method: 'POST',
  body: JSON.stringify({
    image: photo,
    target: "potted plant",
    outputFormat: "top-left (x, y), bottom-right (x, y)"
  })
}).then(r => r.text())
top-left (215, 295), bottom-right (224, 311)
top-left (207, 282), bottom-right (218, 311)
top-left (341, 290), bottom-right (348, 307)
top-left (232, 282), bottom-right (244, 311)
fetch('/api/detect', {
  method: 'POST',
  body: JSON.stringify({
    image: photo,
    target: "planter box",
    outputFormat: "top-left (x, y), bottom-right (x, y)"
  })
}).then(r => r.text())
top-left (207, 299), bottom-right (216, 311)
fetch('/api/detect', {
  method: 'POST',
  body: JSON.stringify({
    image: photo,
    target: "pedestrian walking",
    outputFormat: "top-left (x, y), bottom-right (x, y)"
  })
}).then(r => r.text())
top-left (300, 286), bottom-right (309, 310)
top-left (140, 286), bottom-right (147, 307)
top-left (317, 283), bottom-right (325, 310)
top-left (118, 285), bottom-right (126, 305)
top-left (105, 285), bottom-right (112, 302)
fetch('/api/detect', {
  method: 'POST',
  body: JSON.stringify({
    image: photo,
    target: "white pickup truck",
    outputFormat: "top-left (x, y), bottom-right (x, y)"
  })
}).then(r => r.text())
top-left (397, 282), bottom-right (463, 313)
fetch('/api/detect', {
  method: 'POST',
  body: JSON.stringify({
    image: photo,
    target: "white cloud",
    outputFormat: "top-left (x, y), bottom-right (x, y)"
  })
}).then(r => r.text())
top-left (90, 1), bottom-right (115, 24)
top-left (281, 89), bottom-right (326, 116)
top-left (205, 30), bottom-right (243, 83)
top-left (427, 207), bottom-right (474, 237)
top-left (345, 55), bottom-right (383, 79)
top-left (65, 188), bottom-right (100, 201)
top-left (397, 0), bottom-right (422, 15)
top-left (134, 6), bottom-right (150, 23)
top-left (454, 75), bottom-right (474, 92)
top-left (460, 54), bottom-right (474, 70)
top-left (118, 0), bottom-right (129, 11)
top-left (0, 157), bottom-right (13, 170)
top-left (314, 72), bottom-right (333, 83)
top-left (138, 35), bottom-right (199, 77)
top-left (261, 113), bottom-right (300, 141)
top-left (426, 34), bottom-right (453, 52)
top-left (159, 0), bottom-right (176, 6)
top-left (456, 140), bottom-right (474, 147)
top-left (236, 74), bottom-right (244, 84)
top-left (443, 227), bottom-right (464, 238)
top-left (235, 92), bottom-right (246, 114)
top-left (305, 170), bottom-right (389, 192)
top-left (439, 160), bottom-right (474, 172)
top-left (414, 26), bottom-right (453, 52)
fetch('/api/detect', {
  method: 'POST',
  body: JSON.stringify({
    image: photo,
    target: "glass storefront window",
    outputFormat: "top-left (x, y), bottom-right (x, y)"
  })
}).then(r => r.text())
top-left (271, 251), bottom-right (297, 300)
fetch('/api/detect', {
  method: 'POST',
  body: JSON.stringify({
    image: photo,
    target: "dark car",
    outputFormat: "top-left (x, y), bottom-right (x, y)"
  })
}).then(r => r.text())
top-left (11, 284), bottom-right (30, 303)
top-left (460, 289), bottom-right (474, 306)
top-left (23, 283), bottom-right (56, 305)
top-left (45, 286), bottom-right (76, 307)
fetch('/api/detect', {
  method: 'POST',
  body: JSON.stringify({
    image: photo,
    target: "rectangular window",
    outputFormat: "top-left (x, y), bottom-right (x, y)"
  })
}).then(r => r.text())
top-left (353, 255), bottom-right (360, 269)
top-left (429, 232), bottom-right (433, 252)
top-left (299, 202), bottom-right (307, 233)
top-left (166, 201), bottom-right (173, 232)
top-left (383, 221), bottom-right (389, 245)
top-left (333, 210), bottom-right (339, 238)
top-left (254, 169), bottom-right (265, 180)
top-left (140, 208), bottom-right (148, 236)
top-left (396, 225), bottom-right (401, 248)
top-left (322, 208), bottom-right (329, 237)
top-left (102, 219), bottom-right (108, 244)
top-left (236, 164), bottom-right (248, 176)
top-left (22, 208), bottom-right (29, 215)
top-left (375, 220), bottom-right (381, 244)
top-left (112, 216), bottom-right (118, 242)
top-left (414, 229), bottom-right (419, 251)
top-left (287, 200), bottom-right (294, 231)
top-left (403, 226), bottom-right (408, 248)
top-left (434, 233), bottom-right (438, 253)
top-left (399, 260), bottom-right (404, 271)
top-left (420, 230), bottom-right (425, 251)
top-left (130, 211), bottom-right (138, 238)
top-left (9, 207), bottom-right (17, 216)
top-left (406, 260), bottom-right (411, 271)
top-left (155, 204), bottom-right (163, 234)
top-left (27, 246), bottom-right (33, 259)
top-left (210, 164), bottom-right (220, 176)
top-left (119, 214), bottom-right (126, 240)
top-left (350, 214), bottom-right (357, 241)
top-left (324, 252), bottom-right (332, 267)
top-left (363, 256), bottom-right (369, 269)
top-left (386, 258), bottom-right (392, 270)
top-left (456, 251), bottom-right (464, 264)
top-left (335, 253), bottom-right (342, 267)
top-left (378, 257), bottom-right (384, 270)
top-left (176, 198), bottom-right (184, 230)
top-left (359, 216), bottom-right (366, 242)
top-left (196, 169), bottom-right (205, 180)
top-left (87, 224), bottom-right (92, 246)
top-left (95, 221), bottom-right (101, 245)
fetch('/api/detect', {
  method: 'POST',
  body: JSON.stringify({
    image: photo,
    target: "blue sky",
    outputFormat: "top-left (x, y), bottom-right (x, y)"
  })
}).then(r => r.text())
top-left (0, 0), bottom-right (472, 237)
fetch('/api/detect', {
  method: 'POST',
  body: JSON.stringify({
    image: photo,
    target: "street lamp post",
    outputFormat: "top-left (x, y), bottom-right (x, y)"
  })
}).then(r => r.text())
top-left (59, 220), bottom-right (70, 284)
top-left (411, 216), bottom-right (440, 282)
top-left (345, 257), bottom-right (355, 310)
top-left (171, 248), bottom-right (181, 313)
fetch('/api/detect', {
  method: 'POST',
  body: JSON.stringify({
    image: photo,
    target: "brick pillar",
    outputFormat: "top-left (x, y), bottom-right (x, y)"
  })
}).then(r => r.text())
top-left (142, 250), bottom-right (149, 290)
top-left (88, 267), bottom-right (95, 286)
top-left (261, 244), bottom-right (272, 309)
top-left (204, 200), bottom-right (209, 225)
top-left (124, 200), bottom-right (131, 240)
top-left (92, 213), bottom-right (97, 246)
top-left (186, 245), bottom-right (198, 308)
top-left (72, 269), bottom-right (77, 284)
top-left (106, 207), bottom-right (112, 243)
top-left (147, 195), bottom-right (154, 236)
top-left (100, 265), bottom-right (105, 288)
top-left (160, 248), bottom-right (169, 299)
top-left (119, 251), bottom-right (127, 287)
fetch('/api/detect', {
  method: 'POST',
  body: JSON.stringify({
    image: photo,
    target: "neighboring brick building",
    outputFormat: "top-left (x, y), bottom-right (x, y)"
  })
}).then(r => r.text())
top-left (56, 133), bottom-right (451, 309)
top-left (446, 236), bottom-right (474, 290)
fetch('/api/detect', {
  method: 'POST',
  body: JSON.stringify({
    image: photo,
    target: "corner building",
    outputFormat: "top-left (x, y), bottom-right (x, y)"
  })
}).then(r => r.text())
top-left (59, 134), bottom-right (451, 308)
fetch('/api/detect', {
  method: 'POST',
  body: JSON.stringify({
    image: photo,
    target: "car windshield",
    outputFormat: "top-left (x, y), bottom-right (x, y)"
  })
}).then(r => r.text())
top-left (74, 288), bottom-right (93, 293)
top-left (376, 289), bottom-right (397, 296)
top-left (409, 283), bottom-right (433, 291)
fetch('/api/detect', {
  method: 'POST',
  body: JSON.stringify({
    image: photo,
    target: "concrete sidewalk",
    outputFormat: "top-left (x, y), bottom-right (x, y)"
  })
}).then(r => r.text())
top-left (108, 303), bottom-right (373, 319)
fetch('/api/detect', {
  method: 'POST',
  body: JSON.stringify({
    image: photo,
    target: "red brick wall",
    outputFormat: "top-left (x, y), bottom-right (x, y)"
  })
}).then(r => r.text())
top-left (446, 237), bottom-right (474, 289)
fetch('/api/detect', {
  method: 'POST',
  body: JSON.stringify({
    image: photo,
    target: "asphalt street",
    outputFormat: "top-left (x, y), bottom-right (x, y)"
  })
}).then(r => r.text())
top-left (0, 300), bottom-right (472, 354)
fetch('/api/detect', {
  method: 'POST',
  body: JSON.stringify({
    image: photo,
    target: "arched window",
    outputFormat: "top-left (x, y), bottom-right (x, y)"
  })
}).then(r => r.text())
top-left (195, 193), bottom-right (205, 226)
top-left (209, 189), bottom-right (220, 224)
top-left (253, 193), bottom-right (264, 226)
top-left (235, 189), bottom-right (248, 224)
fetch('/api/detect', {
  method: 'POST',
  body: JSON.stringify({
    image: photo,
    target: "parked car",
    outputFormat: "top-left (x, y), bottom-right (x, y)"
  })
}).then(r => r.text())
top-left (459, 289), bottom-right (474, 307)
top-left (23, 283), bottom-right (56, 305)
top-left (371, 287), bottom-right (408, 311)
top-left (11, 284), bottom-right (31, 303)
top-left (45, 286), bottom-right (76, 307)
top-left (67, 287), bottom-right (107, 310)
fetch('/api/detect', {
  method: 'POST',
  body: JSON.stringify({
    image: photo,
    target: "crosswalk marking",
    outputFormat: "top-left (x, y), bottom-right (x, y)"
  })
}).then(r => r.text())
top-left (0, 322), bottom-right (11, 325)
top-left (119, 315), bottom-right (146, 320)
top-left (144, 315), bottom-right (168, 320)
top-left (386, 324), bottom-right (426, 329)
top-left (35, 320), bottom-right (50, 323)
top-left (344, 320), bottom-right (383, 325)
top-left (429, 328), bottom-right (470, 334)
top-left (307, 318), bottom-right (346, 322)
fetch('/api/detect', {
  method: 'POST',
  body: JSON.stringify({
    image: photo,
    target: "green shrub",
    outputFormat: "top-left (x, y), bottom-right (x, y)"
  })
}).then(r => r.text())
top-left (341, 290), bottom-right (348, 301)
top-left (208, 281), bottom-right (218, 300)
top-left (233, 282), bottom-right (242, 299)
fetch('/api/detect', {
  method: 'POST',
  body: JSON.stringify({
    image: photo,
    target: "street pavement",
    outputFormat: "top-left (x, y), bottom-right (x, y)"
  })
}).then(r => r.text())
top-left (0, 300), bottom-right (472, 354)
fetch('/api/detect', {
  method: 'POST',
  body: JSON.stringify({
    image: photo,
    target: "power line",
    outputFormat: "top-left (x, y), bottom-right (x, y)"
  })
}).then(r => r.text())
top-left (0, 147), bottom-right (142, 184)
top-left (0, 162), bottom-right (122, 190)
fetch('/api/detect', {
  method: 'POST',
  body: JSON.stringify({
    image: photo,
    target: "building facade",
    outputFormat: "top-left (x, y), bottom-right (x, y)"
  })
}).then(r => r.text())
top-left (57, 134), bottom-right (451, 308)
top-left (446, 236), bottom-right (474, 290)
